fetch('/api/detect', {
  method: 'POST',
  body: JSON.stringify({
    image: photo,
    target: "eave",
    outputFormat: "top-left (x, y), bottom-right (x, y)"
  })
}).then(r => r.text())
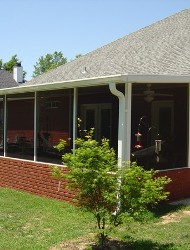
top-left (0, 74), bottom-right (190, 95)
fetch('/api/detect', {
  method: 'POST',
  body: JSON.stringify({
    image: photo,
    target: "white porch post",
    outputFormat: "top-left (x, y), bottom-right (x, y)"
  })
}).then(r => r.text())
top-left (109, 83), bottom-right (125, 169)
top-left (34, 91), bottom-right (38, 161)
top-left (3, 95), bottom-right (7, 157)
top-left (188, 83), bottom-right (190, 167)
top-left (73, 87), bottom-right (78, 151)
top-left (125, 83), bottom-right (132, 161)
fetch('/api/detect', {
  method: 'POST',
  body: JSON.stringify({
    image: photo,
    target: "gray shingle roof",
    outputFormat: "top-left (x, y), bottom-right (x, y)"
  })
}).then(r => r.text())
top-left (0, 70), bottom-right (18, 88)
top-left (26, 9), bottom-right (190, 86)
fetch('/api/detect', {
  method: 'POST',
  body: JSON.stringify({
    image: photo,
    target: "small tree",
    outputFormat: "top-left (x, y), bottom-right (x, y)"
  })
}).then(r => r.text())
top-left (52, 125), bottom-right (171, 247)
top-left (53, 128), bottom-right (118, 244)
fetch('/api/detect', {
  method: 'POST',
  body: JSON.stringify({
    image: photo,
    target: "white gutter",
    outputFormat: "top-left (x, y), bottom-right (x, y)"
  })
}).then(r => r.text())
top-left (122, 74), bottom-right (190, 84)
top-left (0, 74), bottom-right (190, 95)
top-left (109, 83), bottom-right (125, 169)
top-left (0, 75), bottom-right (124, 95)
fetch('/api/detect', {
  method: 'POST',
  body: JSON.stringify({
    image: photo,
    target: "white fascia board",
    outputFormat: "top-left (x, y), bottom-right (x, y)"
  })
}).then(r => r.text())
top-left (122, 74), bottom-right (190, 84)
top-left (0, 74), bottom-right (123, 95)
top-left (0, 74), bottom-right (190, 95)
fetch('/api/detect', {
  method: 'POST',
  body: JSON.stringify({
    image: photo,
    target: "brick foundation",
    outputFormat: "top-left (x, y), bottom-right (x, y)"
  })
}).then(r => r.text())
top-left (0, 157), bottom-right (190, 202)
top-left (157, 168), bottom-right (190, 201)
top-left (0, 157), bottom-right (75, 202)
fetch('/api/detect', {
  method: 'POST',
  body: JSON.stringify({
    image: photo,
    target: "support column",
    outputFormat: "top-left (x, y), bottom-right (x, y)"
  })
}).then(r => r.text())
top-left (188, 83), bottom-right (190, 166)
top-left (125, 83), bottom-right (132, 161)
top-left (34, 91), bottom-right (39, 161)
top-left (3, 95), bottom-right (7, 157)
top-left (73, 87), bottom-right (78, 151)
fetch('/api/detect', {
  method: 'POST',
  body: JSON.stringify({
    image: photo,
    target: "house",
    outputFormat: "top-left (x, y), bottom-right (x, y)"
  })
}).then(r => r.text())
top-left (0, 69), bottom-right (18, 88)
top-left (0, 9), bottom-right (190, 201)
top-left (0, 69), bottom-right (18, 145)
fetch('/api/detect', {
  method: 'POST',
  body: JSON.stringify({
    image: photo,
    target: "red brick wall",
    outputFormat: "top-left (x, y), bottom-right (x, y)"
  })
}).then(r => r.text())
top-left (0, 156), bottom-right (190, 202)
top-left (0, 157), bottom-right (75, 202)
top-left (157, 168), bottom-right (190, 201)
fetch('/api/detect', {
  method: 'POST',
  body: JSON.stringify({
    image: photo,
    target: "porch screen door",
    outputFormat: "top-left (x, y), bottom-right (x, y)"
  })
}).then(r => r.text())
top-left (81, 103), bottom-right (112, 141)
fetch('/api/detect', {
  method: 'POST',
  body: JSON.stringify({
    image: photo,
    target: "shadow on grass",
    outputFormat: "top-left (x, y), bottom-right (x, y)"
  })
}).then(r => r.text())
top-left (151, 203), bottom-right (188, 218)
top-left (89, 237), bottom-right (174, 250)
top-left (87, 203), bottom-right (187, 249)
top-left (123, 238), bottom-right (174, 250)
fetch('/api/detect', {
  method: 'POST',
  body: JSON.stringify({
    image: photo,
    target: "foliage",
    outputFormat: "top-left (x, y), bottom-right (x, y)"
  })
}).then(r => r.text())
top-left (2, 55), bottom-right (19, 73)
top-left (118, 161), bottom-right (171, 220)
top-left (54, 129), bottom-right (118, 236)
top-left (1, 55), bottom-right (26, 80)
top-left (75, 54), bottom-right (82, 58)
top-left (32, 51), bottom-right (67, 77)
top-left (52, 125), bottom-right (171, 247)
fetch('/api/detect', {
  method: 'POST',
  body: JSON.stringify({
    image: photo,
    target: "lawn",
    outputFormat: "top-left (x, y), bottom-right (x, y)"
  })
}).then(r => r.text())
top-left (0, 187), bottom-right (190, 250)
top-left (0, 188), bottom-right (94, 250)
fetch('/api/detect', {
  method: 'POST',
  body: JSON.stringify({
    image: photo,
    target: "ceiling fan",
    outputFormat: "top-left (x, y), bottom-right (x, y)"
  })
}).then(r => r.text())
top-left (134, 84), bottom-right (173, 102)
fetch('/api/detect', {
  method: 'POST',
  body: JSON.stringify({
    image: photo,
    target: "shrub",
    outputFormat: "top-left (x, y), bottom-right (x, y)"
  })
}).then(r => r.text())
top-left (52, 127), bottom-right (171, 247)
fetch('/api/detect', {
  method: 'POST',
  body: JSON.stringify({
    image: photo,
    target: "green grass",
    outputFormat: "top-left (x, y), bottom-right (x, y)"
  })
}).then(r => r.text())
top-left (0, 188), bottom-right (94, 250)
top-left (110, 204), bottom-right (190, 250)
top-left (1, 188), bottom-right (190, 249)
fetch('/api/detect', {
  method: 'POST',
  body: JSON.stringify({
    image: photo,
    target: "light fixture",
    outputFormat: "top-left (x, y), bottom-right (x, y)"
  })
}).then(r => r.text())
top-left (144, 94), bottom-right (154, 103)
top-left (155, 134), bottom-right (162, 162)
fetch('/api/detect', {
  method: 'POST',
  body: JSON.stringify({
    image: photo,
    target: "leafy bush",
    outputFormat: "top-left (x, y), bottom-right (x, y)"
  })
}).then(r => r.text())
top-left (119, 161), bottom-right (171, 220)
top-left (52, 126), bottom-right (171, 247)
top-left (53, 130), bottom-right (118, 234)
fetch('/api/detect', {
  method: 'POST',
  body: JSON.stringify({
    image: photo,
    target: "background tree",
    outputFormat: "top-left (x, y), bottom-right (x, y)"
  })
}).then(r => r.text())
top-left (75, 54), bottom-right (82, 59)
top-left (1, 55), bottom-right (26, 80)
top-left (32, 51), bottom-right (67, 78)
top-left (2, 55), bottom-right (20, 73)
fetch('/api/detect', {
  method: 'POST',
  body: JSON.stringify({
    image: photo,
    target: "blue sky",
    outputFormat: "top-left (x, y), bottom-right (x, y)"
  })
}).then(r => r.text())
top-left (1, 0), bottom-right (190, 80)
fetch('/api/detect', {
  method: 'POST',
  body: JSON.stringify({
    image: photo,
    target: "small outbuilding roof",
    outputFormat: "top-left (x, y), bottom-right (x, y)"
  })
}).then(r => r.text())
top-left (25, 9), bottom-right (190, 86)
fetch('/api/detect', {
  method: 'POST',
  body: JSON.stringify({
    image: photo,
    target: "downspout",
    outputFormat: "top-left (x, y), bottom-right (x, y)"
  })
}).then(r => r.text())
top-left (109, 83), bottom-right (125, 169)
